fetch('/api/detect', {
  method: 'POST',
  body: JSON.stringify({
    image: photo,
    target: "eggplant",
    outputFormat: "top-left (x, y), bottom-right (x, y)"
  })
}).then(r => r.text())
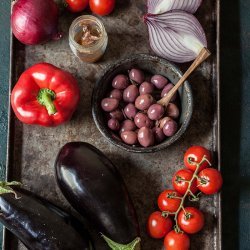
top-left (0, 182), bottom-right (93, 250)
top-left (55, 142), bottom-right (141, 250)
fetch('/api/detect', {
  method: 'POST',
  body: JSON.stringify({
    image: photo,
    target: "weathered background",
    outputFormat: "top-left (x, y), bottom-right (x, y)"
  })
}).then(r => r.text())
top-left (0, 0), bottom-right (247, 249)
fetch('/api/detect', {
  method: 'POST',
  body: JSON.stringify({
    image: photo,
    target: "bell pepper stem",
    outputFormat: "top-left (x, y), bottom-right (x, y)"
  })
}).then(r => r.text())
top-left (101, 234), bottom-right (141, 250)
top-left (37, 88), bottom-right (57, 115)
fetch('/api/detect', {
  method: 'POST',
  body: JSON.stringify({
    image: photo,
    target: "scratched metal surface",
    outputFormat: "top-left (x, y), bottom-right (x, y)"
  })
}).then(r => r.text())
top-left (5, 0), bottom-right (220, 249)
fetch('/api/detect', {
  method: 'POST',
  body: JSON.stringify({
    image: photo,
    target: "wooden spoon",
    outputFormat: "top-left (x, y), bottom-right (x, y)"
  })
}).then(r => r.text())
top-left (157, 47), bottom-right (211, 107)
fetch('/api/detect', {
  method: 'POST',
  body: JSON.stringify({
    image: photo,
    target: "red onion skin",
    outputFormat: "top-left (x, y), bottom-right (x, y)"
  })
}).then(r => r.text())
top-left (147, 0), bottom-right (202, 15)
top-left (144, 11), bottom-right (207, 63)
top-left (11, 0), bottom-right (61, 45)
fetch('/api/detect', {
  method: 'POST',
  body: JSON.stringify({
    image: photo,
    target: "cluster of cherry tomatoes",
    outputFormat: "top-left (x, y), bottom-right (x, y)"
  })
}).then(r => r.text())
top-left (66, 0), bottom-right (115, 16)
top-left (147, 146), bottom-right (223, 250)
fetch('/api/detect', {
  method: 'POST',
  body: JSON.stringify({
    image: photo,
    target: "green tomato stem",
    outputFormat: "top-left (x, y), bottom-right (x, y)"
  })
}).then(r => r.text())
top-left (162, 156), bottom-right (211, 233)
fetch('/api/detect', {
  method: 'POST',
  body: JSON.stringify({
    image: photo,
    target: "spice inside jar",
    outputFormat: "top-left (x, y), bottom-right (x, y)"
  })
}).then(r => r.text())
top-left (69, 15), bottom-right (108, 63)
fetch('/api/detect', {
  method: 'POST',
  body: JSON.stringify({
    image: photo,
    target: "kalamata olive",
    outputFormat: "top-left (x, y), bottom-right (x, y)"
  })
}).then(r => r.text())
top-left (147, 104), bottom-right (165, 121)
top-left (134, 112), bottom-right (153, 128)
top-left (135, 94), bottom-right (154, 111)
top-left (120, 119), bottom-right (136, 133)
top-left (121, 131), bottom-right (138, 145)
top-left (108, 118), bottom-right (120, 131)
top-left (109, 89), bottom-right (123, 100)
top-left (151, 75), bottom-right (168, 89)
top-left (124, 103), bottom-right (137, 120)
top-left (101, 98), bottom-right (119, 112)
top-left (123, 85), bottom-right (139, 103)
top-left (159, 117), bottom-right (172, 129)
top-left (161, 83), bottom-right (177, 101)
top-left (112, 74), bottom-right (129, 89)
top-left (109, 109), bottom-right (124, 121)
top-left (166, 103), bottom-right (180, 119)
top-left (129, 68), bottom-right (145, 84)
top-left (153, 127), bottom-right (166, 143)
top-left (163, 119), bottom-right (178, 137)
top-left (138, 127), bottom-right (155, 147)
top-left (139, 81), bottom-right (154, 95)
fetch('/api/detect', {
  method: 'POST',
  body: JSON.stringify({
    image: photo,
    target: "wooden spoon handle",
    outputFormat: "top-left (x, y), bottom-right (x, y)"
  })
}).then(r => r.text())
top-left (157, 47), bottom-right (211, 106)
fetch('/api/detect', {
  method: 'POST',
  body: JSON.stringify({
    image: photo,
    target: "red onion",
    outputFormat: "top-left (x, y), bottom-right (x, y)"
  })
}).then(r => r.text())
top-left (147, 0), bottom-right (202, 15)
top-left (11, 0), bottom-right (61, 45)
top-left (144, 10), bottom-right (207, 63)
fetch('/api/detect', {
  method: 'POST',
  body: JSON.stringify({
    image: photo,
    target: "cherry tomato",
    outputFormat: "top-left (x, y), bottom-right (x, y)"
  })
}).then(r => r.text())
top-left (164, 230), bottom-right (190, 250)
top-left (197, 168), bottom-right (223, 195)
top-left (158, 190), bottom-right (182, 213)
top-left (184, 146), bottom-right (212, 172)
top-left (172, 169), bottom-right (198, 195)
top-left (147, 211), bottom-right (173, 239)
top-left (66, 0), bottom-right (89, 12)
top-left (89, 0), bottom-right (115, 16)
top-left (177, 207), bottom-right (204, 234)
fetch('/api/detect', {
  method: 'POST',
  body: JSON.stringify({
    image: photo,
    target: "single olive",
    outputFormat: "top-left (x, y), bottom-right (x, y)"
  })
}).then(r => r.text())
top-left (101, 98), bottom-right (119, 112)
top-left (123, 85), bottom-right (139, 103)
top-left (120, 119), bottom-right (137, 134)
top-left (166, 103), bottom-right (180, 119)
top-left (129, 68), bottom-right (145, 84)
top-left (151, 75), bottom-right (168, 89)
top-left (121, 131), bottom-right (138, 145)
top-left (109, 89), bottom-right (123, 100)
top-left (108, 118), bottom-right (120, 131)
top-left (147, 104), bottom-right (165, 121)
top-left (112, 74), bottom-right (129, 89)
top-left (109, 109), bottom-right (124, 121)
top-left (138, 127), bottom-right (155, 147)
top-left (163, 119), bottom-right (178, 137)
top-left (124, 103), bottom-right (137, 120)
top-left (139, 81), bottom-right (155, 95)
top-left (135, 94), bottom-right (154, 111)
top-left (134, 112), bottom-right (154, 129)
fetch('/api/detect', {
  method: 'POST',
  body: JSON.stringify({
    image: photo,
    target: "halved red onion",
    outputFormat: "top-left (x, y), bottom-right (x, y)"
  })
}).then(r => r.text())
top-left (145, 10), bottom-right (207, 63)
top-left (147, 0), bottom-right (202, 15)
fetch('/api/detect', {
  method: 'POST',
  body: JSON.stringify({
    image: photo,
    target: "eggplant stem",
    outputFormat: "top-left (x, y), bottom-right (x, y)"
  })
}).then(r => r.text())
top-left (0, 181), bottom-right (22, 199)
top-left (101, 234), bottom-right (141, 250)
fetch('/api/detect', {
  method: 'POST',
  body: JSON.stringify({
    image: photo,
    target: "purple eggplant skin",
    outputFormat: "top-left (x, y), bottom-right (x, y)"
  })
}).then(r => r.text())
top-left (0, 187), bottom-right (93, 250)
top-left (55, 142), bottom-right (140, 246)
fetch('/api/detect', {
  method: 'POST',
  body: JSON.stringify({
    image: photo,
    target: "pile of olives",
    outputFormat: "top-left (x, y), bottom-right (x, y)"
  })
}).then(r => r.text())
top-left (101, 68), bottom-right (180, 147)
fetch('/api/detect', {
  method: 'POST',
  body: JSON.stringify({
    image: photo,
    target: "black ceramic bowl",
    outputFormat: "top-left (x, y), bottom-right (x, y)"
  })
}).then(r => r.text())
top-left (92, 54), bottom-right (193, 153)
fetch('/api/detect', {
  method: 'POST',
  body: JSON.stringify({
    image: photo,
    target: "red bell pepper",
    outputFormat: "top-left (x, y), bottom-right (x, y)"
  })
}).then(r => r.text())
top-left (11, 63), bottom-right (80, 127)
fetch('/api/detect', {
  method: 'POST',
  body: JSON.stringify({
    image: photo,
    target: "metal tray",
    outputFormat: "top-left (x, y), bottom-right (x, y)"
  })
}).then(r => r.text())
top-left (4, 0), bottom-right (221, 249)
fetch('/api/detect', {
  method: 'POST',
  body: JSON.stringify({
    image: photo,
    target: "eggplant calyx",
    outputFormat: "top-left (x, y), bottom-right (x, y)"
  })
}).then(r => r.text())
top-left (0, 181), bottom-right (22, 199)
top-left (102, 234), bottom-right (141, 250)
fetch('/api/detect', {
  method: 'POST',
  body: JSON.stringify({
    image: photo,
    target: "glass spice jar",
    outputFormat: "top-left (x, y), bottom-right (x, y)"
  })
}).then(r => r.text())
top-left (69, 15), bottom-right (108, 63)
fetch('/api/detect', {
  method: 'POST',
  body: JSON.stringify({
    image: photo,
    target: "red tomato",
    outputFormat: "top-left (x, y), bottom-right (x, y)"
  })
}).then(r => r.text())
top-left (89, 0), bottom-right (115, 16)
top-left (172, 169), bottom-right (198, 195)
top-left (66, 0), bottom-right (89, 12)
top-left (164, 230), bottom-right (190, 250)
top-left (147, 211), bottom-right (173, 239)
top-left (184, 146), bottom-right (212, 172)
top-left (197, 168), bottom-right (223, 195)
top-left (158, 190), bottom-right (182, 213)
top-left (177, 207), bottom-right (204, 234)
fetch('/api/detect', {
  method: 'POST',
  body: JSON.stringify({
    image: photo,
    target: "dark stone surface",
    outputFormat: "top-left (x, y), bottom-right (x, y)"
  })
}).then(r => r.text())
top-left (0, 0), bottom-right (224, 249)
